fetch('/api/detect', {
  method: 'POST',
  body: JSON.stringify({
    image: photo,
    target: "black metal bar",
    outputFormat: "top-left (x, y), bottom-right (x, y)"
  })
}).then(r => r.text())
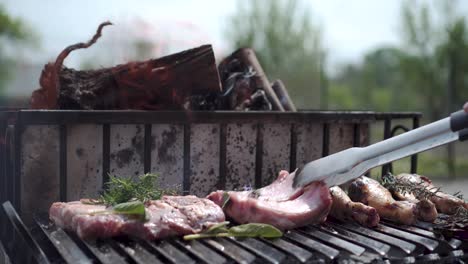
top-left (218, 124), bottom-right (227, 190)
top-left (260, 237), bottom-right (315, 263)
top-left (0, 114), bottom-right (6, 205)
top-left (353, 123), bottom-right (361, 147)
top-left (390, 124), bottom-right (410, 136)
top-left (3, 125), bottom-right (14, 254)
top-left (381, 118), bottom-right (392, 175)
top-left (115, 240), bottom-right (164, 264)
top-left (77, 238), bottom-right (127, 264)
top-left (322, 123), bottom-right (330, 157)
top-left (15, 110), bottom-right (399, 125)
top-left (301, 226), bottom-right (366, 256)
top-left (14, 115), bottom-right (21, 213)
top-left (228, 237), bottom-right (286, 264)
top-left (374, 224), bottom-right (439, 252)
top-left (144, 124), bottom-right (152, 173)
top-left (411, 117), bottom-right (420, 173)
top-left (149, 240), bottom-right (195, 264)
top-left (255, 123), bottom-right (264, 189)
top-left (203, 238), bottom-right (256, 264)
top-left (102, 124), bottom-right (110, 187)
top-left (380, 222), bottom-right (456, 252)
top-left (59, 125), bottom-right (67, 202)
top-left (289, 123), bottom-right (297, 172)
top-left (340, 222), bottom-right (419, 255)
top-left (183, 124), bottom-right (191, 195)
top-left (284, 231), bottom-right (339, 260)
top-left (321, 224), bottom-right (391, 257)
top-left (2, 201), bottom-right (50, 264)
top-left (173, 239), bottom-right (228, 264)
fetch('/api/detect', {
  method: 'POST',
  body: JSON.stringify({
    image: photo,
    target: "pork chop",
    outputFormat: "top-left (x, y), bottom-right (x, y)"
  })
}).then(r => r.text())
top-left (207, 170), bottom-right (332, 230)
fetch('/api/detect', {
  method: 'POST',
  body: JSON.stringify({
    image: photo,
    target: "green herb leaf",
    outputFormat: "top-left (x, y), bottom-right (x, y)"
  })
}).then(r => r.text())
top-left (183, 223), bottom-right (283, 240)
top-left (228, 223), bottom-right (283, 238)
top-left (204, 221), bottom-right (230, 234)
top-left (113, 201), bottom-right (145, 216)
top-left (221, 192), bottom-right (230, 209)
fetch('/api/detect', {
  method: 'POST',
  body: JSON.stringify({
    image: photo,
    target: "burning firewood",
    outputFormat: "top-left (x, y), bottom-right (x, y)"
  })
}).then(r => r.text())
top-left (30, 21), bottom-right (221, 110)
top-left (218, 48), bottom-right (285, 111)
top-left (272, 80), bottom-right (297, 111)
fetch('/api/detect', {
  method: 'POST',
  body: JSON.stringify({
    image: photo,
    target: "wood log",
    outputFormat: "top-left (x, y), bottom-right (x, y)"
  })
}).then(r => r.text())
top-left (31, 22), bottom-right (221, 110)
top-left (218, 48), bottom-right (284, 111)
top-left (272, 79), bottom-right (297, 111)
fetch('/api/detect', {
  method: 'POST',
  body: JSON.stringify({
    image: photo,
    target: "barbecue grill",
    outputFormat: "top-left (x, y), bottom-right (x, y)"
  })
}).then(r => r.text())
top-left (1, 109), bottom-right (467, 263)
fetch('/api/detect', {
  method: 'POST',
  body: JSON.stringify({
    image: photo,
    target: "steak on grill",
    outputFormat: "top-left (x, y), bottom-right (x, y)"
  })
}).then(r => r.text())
top-left (49, 196), bottom-right (225, 239)
top-left (207, 170), bottom-right (332, 230)
top-left (329, 186), bottom-right (380, 227)
top-left (348, 176), bottom-right (436, 224)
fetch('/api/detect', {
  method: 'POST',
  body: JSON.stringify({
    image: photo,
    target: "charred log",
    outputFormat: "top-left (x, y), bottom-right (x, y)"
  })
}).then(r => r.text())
top-left (218, 48), bottom-right (284, 111)
top-left (31, 22), bottom-right (221, 110)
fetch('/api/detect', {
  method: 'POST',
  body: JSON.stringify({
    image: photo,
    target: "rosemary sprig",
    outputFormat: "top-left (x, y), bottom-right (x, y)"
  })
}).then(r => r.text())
top-left (80, 173), bottom-right (177, 206)
top-left (381, 173), bottom-right (441, 200)
top-left (434, 206), bottom-right (468, 232)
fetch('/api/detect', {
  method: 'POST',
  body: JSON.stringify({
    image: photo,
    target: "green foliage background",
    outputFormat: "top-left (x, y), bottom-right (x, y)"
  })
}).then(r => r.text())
top-left (226, 0), bottom-right (468, 178)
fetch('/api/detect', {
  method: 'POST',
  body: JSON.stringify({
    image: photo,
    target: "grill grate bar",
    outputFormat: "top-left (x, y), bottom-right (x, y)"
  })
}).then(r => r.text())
top-left (374, 224), bottom-right (439, 252)
top-left (38, 225), bottom-right (92, 264)
top-left (284, 231), bottom-right (339, 260)
top-left (324, 223), bottom-right (391, 257)
top-left (381, 221), bottom-right (437, 239)
top-left (260, 237), bottom-right (316, 263)
top-left (227, 237), bottom-right (286, 264)
top-left (173, 239), bottom-right (230, 264)
top-left (11, 214), bottom-right (468, 264)
top-left (81, 239), bottom-right (128, 264)
top-left (147, 239), bottom-right (195, 264)
top-left (381, 221), bottom-right (459, 252)
top-left (114, 239), bottom-right (164, 264)
top-left (203, 238), bottom-right (257, 264)
top-left (340, 222), bottom-right (419, 255)
top-left (300, 226), bottom-right (366, 256)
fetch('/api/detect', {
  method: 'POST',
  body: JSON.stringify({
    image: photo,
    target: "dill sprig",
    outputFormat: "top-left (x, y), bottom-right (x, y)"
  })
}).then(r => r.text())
top-left (381, 172), bottom-right (441, 200)
top-left (99, 173), bottom-right (164, 206)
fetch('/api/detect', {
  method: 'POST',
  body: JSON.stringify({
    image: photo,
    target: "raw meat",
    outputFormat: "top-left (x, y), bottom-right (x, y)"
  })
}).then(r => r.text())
top-left (49, 196), bottom-right (225, 239)
top-left (329, 186), bottom-right (380, 227)
top-left (207, 170), bottom-right (332, 230)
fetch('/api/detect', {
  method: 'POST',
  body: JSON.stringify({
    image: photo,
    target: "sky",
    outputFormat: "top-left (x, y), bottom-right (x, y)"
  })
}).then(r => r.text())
top-left (4, 0), bottom-right (412, 67)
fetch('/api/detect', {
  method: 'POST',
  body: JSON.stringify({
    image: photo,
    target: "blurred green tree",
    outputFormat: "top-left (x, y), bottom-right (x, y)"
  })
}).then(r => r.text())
top-left (225, 0), bottom-right (325, 109)
top-left (0, 4), bottom-right (34, 97)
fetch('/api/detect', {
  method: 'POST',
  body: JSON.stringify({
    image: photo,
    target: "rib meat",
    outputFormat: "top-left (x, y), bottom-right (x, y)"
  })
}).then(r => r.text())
top-left (329, 186), bottom-right (380, 227)
top-left (49, 196), bottom-right (225, 239)
top-left (348, 176), bottom-right (436, 224)
top-left (207, 170), bottom-right (332, 230)
top-left (396, 173), bottom-right (468, 215)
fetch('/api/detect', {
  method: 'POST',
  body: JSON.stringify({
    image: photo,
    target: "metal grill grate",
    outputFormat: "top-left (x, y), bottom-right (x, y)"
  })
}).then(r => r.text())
top-left (1, 201), bottom-right (467, 264)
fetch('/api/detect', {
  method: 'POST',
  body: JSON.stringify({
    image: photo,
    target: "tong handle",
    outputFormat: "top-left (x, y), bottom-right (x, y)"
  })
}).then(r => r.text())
top-left (450, 110), bottom-right (468, 133)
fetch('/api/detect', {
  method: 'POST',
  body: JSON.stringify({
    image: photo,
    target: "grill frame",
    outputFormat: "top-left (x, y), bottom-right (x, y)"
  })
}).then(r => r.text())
top-left (0, 110), bottom-right (421, 218)
top-left (4, 109), bottom-right (453, 263)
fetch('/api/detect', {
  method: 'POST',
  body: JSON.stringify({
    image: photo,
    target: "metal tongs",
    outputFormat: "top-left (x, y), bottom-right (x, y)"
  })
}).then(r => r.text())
top-left (293, 106), bottom-right (468, 188)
